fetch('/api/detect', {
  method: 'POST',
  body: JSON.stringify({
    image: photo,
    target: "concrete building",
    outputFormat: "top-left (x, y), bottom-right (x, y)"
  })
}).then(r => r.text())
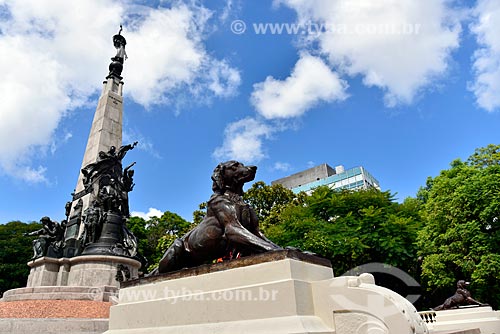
top-left (272, 163), bottom-right (380, 194)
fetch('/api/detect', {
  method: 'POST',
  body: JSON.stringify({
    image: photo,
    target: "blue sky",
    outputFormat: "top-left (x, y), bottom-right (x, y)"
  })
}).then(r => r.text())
top-left (0, 0), bottom-right (499, 223)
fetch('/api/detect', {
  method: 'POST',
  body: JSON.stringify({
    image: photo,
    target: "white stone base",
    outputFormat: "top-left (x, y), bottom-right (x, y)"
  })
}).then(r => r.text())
top-left (420, 306), bottom-right (500, 334)
top-left (105, 252), bottom-right (428, 334)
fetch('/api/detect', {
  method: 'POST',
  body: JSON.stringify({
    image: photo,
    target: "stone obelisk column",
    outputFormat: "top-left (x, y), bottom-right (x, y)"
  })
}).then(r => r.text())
top-left (64, 29), bottom-right (128, 257)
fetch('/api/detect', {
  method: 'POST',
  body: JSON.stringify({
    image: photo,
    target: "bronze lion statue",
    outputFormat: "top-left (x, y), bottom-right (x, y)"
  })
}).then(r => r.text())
top-left (154, 161), bottom-right (282, 274)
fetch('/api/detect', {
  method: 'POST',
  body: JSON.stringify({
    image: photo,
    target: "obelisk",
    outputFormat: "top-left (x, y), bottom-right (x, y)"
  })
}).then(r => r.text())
top-left (64, 27), bottom-right (128, 257)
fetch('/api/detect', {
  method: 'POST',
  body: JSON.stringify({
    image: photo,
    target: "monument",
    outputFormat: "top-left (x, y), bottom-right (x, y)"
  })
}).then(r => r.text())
top-left (2, 27), bottom-right (141, 304)
top-left (64, 25), bottom-right (132, 259)
top-left (419, 280), bottom-right (500, 334)
top-left (104, 160), bottom-right (430, 334)
top-left (8, 26), bottom-right (499, 334)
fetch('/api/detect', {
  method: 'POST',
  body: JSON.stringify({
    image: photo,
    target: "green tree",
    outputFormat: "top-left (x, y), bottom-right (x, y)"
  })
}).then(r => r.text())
top-left (130, 211), bottom-right (192, 272)
top-left (150, 211), bottom-right (192, 269)
top-left (127, 216), bottom-right (150, 269)
top-left (244, 181), bottom-right (295, 219)
top-left (0, 221), bottom-right (41, 296)
top-left (256, 186), bottom-right (423, 302)
top-left (263, 187), bottom-right (422, 276)
top-left (467, 144), bottom-right (500, 168)
top-left (192, 202), bottom-right (207, 225)
top-left (417, 145), bottom-right (500, 308)
top-left (243, 181), bottom-right (301, 230)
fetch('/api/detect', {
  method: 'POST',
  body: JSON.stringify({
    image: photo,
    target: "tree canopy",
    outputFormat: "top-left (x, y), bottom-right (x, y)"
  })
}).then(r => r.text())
top-left (128, 211), bottom-right (192, 272)
top-left (256, 186), bottom-right (422, 276)
top-left (417, 144), bottom-right (500, 308)
top-left (0, 221), bottom-right (41, 296)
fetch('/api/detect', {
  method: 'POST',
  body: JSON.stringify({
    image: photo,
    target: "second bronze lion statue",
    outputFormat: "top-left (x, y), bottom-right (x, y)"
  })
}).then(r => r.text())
top-left (155, 161), bottom-right (282, 274)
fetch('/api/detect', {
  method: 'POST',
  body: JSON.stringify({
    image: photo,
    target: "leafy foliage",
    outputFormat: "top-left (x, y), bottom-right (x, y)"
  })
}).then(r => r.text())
top-left (0, 221), bottom-right (41, 296)
top-left (245, 184), bottom-right (422, 278)
top-left (192, 202), bottom-right (207, 226)
top-left (467, 144), bottom-right (500, 169)
top-left (129, 211), bottom-right (192, 272)
top-left (417, 148), bottom-right (500, 308)
top-left (244, 181), bottom-right (295, 223)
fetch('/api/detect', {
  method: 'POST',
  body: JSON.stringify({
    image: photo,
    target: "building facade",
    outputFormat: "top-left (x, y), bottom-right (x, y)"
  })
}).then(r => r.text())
top-left (272, 163), bottom-right (380, 194)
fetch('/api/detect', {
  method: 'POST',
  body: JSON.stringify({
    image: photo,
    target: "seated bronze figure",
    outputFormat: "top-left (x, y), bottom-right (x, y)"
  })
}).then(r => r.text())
top-left (154, 161), bottom-right (282, 274)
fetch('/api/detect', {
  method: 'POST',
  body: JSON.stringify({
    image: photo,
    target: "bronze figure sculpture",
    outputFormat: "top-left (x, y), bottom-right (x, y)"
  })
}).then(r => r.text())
top-left (81, 204), bottom-right (102, 246)
top-left (24, 217), bottom-right (63, 259)
top-left (433, 280), bottom-right (486, 310)
top-left (108, 25), bottom-right (127, 79)
top-left (79, 142), bottom-right (139, 257)
top-left (154, 161), bottom-right (282, 274)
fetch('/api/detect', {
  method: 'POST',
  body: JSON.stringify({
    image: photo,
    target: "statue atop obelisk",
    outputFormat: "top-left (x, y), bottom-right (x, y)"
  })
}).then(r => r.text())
top-left (64, 26), bottom-right (136, 257)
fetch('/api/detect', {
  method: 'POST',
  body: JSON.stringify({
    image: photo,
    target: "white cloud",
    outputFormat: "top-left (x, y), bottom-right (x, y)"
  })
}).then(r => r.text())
top-left (272, 162), bottom-right (292, 172)
top-left (251, 53), bottom-right (348, 119)
top-left (0, 0), bottom-right (240, 182)
top-left (213, 118), bottom-right (273, 163)
top-left (124, 5), bottom-right (240, 107)
top-left (131, 207), bottom-right (163, 220)
top-left (207, 59), bottom-right (241, 98)
top-left (50, 132), bottom-right (73, 155)
top-left (275, 0), bottom-right (462, 106)
top-left (16, 166), bottom-right (48, 184)
top-left (224, 54), bottom-right (346, 164)
top-left (306, 161), bottom-right (316, 168)
top-left (470, 0), bottom-right (500, 111)
top-left (123, 128), bottom-right (162, 159)
top-left (220, 0), bottom-right (237, 23)
top-left (0, 34), bottom-right (74, 182)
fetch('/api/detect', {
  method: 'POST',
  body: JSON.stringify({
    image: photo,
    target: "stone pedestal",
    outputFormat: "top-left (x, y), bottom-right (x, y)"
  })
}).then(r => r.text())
top-left (26, 257), bottom-right (64, 287)
top-left (26, 256), bottom-right (140, 288)
top-left (105, 250), bottom-right (428, 334)
top-left (1, 255), bottom-right (141, 303)
top-left (420, 306), bottom-right (500, 334)
top-left (67, 255), bottom-right (140, 287)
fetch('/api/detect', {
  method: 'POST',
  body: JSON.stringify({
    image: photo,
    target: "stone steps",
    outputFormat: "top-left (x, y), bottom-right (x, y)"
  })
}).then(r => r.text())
top-left (0, 318), bottom-right (108, 334)
top-left (1, 285), bottom-right (117, 302)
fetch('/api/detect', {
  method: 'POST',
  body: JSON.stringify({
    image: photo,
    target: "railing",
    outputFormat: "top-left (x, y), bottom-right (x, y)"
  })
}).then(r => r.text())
top-left (419, 311), bottom-right (437, 324)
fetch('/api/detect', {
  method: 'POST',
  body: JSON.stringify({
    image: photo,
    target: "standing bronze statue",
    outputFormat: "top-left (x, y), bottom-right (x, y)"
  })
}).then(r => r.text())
top-left (433, 280), bottom-right (486, 310)
top-left (120, 162), bottom-right (136, 217)
top-left (154, 161), bottom-right (282, 274)
top-left (108, 25), bottom-right (127, 79)
top-left (81, 204), bottom-right (102, 246)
